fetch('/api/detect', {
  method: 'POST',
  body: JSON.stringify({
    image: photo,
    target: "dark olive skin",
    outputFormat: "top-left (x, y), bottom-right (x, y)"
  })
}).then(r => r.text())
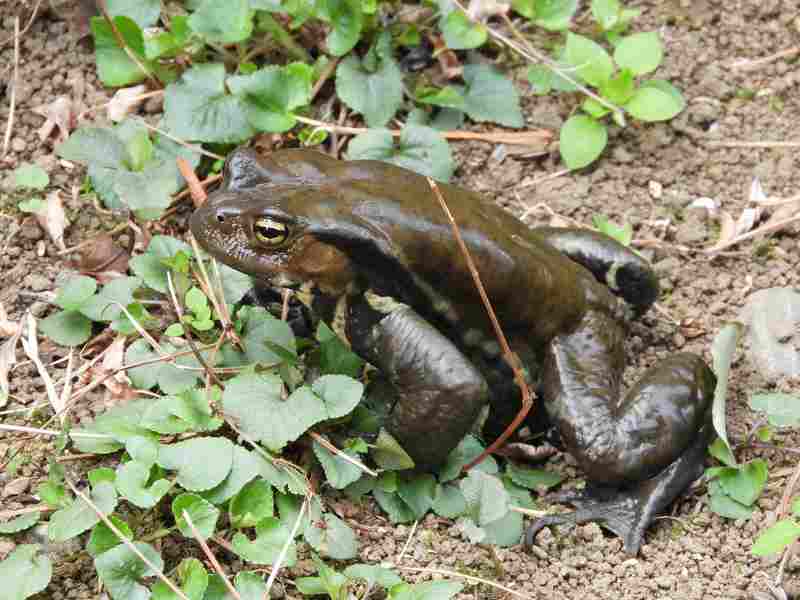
top-left (190, 148), bottom-right (716, 554)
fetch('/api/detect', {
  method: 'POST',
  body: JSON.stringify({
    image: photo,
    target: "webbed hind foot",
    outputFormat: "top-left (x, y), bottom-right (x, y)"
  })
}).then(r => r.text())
top-left (525, 425), bottom-right (711, 555)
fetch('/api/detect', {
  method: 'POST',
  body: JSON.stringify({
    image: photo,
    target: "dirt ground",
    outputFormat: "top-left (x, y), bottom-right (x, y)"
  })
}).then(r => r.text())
top-left (1, 1), bottom-right (799, 599)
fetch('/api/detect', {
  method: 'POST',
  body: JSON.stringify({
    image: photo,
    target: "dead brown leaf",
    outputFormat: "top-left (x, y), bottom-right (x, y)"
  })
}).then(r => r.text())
top-left (33, 190), bottom-right (68, 251)
top-left (77, 233), bottom-right (130, 275)
top-left (107, 84), bottom-right (148, 122)
top-left (31, 96), bottom-right (76, 143)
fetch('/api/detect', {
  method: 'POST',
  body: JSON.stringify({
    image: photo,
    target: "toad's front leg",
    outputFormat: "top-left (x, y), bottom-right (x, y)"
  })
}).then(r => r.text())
top-left (346, 292), bottom-right (489, 471)
top-left (528, 305), bottom-right (716, 554)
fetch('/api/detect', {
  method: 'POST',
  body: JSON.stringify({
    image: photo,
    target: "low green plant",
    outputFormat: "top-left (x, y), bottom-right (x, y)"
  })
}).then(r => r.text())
top-left (705, 321), bottom-right (800, 559)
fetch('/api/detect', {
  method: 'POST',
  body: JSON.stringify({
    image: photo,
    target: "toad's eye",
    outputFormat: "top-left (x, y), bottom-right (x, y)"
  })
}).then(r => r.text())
top-left (254, 218), bottom-right (288, 246)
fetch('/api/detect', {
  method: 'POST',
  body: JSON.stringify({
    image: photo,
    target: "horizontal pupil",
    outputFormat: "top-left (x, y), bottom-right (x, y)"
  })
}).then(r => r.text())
top-left (258, 226), bottom-right (284, 238)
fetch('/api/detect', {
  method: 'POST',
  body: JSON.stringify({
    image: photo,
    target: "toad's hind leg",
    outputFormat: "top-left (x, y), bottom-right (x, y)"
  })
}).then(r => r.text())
top-left (529, 303), bottom-right (716, 554)
top-left (346, 292), bottom-right (488, 471)
top-left (526, 421), bottom-right (713, 554)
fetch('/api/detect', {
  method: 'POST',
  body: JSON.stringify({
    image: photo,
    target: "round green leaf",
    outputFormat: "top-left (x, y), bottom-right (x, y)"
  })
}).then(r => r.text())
top-left (230, 479), bottom-right (274, 529)
top-left (173, 494), bottom-right (220, 540)
top-left (13, 163), bottom-right (49, 190)
top-left (752, 519), bottom-right (800, 556)
top-left (54, 276), bottom-right (97, 311)
top-left (441, 11), bottom-right (487, 50)
top-left (614, 32), bottom-right (663, 76)
top-left (0, 545), bottom-right (52, 600)
top-left (39, 310), bottom-right (92, 347)
top-left (187, 0), bottom-right (253, 44)
top-left (116, 461), bottom-right (171, 508)
top-left (462, 64), bottom-right (524, 128)
top-left (94, 542), bottom-right (163, 600)
top-left (559, 115), bottom-right (608, 169)
top-left (231, 517), bottom-right (296, 566)
top-left (624, 85), bottom-right (684, 122)
top-left (156, 437), bottom-right (234, 491)
top-left (335, 50), bottom-right (403, 128)
top-left (304, 513), bottom-right (358, 560)
top-left (87, 516), bottom-right (133, 557)
top-left (325, 0), bottom-right (363, 57)
top-left (565, 32), bottom-right (614, 86)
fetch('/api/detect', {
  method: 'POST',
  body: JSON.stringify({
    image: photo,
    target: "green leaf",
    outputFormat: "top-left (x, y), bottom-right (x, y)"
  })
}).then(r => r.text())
top-left (559, 114), bottom-right (608, 169)
top-left (0, 545), bottom-right (52, 600)
top-left (198, 446), bottom-right (262, 505)
top-left (750, 393), bottom-right (800, 427)
top-left (116, 461), bottom-right (171, 508)
top-left (347, 124), bottom-right (453, 182)
top-left (57, 127), bottom-right (127, 168)
top-left (317, 322), bottom-right (364, 378)
top-left (141, 388), bottom-right (222, 435)
top-left (344, 564), bottom-right (403, 589)
top-left (87, 516), bottom-right (133, 557)
top-left (532, 0), bottom-right (578, 31)
top-left (232, 517), bottom-right (296, 566)
top-left (432, 483), bottom-right (467, 518)
top-left (164, 63), bottom-right (254, 143)
top-left (624, 83), bottom-right (685, 122)
top-left (313, 440), bottom-right (363, 490)
top-left (144, 15), bottom-right (190, 60)
top-left (614, 32), bottom-right (663, 75)
top-left (506, 462), bottom-right (564, 490)
top-left (708, 479), bottom-right (754, 520)
top-left (527, 65), bottom-right (553, 95)
top-left (152, 557), bottom-right (208, 600)
top-left (438, 435), bottom-right (498, 483)
top-left (94, 542), bottom-right (163, 600)
top-left (335, 36), bottom-right (403, 127)
top-left (130, 235), bottom-right (192, 293)
top-left (304, 513), bottom-right (359, 559)
top-left (389, 581), bottom-right (463, 600)
top-left (125, 130), bottom-right (153, 172)
top-left (710, 323), bottom-right (744, 464)
top-left (460, 471), bottom-right (509, 526)
top-left (371, 429), bottom-right (416, 471)
top-left (106, 0), bottom-right (161, 28)
top-left (222, 373), bottom-right (323, 451)
top-left (173, 494), bottom-right (220, 540)
top-left (157, 437), bottom-right (235, 491)
top-left (481, 507), bottom-right (524, 547)
top-left (373, 489), bottom-right (417, 523)
top-left (49, 481), bottom-right (118, 542)
top-left (793, 497), bottom-right (800, 517)
top-left (13, 163), bottom-right (49, 190)
top-left (441, 10), bottom-right (487, 50)
top-left (564, 32), bottom-right (614, 86)
top-left (325, 0), bottom-right (363, 56)
top-left (312, 374), bottom-right (364, 418)
top-left (462, 64), bottom-right (524, 128)
top-left (80, 276), bottom-right (142, 323)
top-left (18, 198), bottom-right (45, 212)
top-left (228, 63), bottom-right (313, 132)
top-left (240, 306), bottom-right (297, 366)
top-left (232, 571), bottom-right (267, 600)
top-left (397, 474), bottom-right (436, 518)
top-left (188, 0), bottom-right (253, 44)
top-left (416, 86), bottom-right (466, 110)
top-left (718, 460), bottom-right (768, 507)
top-left (592, 215), bottom-right (632, 246)
top-left (0, 512), bottom-right (40, 534)
top-left (752, 519), bottom-right (800, 556)
top-left (708, 437), bottom-right (736, 467)
top-left (591, 0), bottom-right (621, 30)
top-left (91, 16), bottom-right (153, 87)
top-left (599, 69), bottom-right (635, 105)
top-left (39, 310), bottom-right (92, 347)
top-left (53, 276), bottom-right (97, 311)
top-left (230, 479), bottom-right (274, 529)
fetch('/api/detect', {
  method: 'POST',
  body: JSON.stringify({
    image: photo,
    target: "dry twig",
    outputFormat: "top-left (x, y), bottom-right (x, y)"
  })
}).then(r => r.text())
top-left (1, 17), bottom-right (20, 159)
top-left (426, 179), bottom-right (533, 471)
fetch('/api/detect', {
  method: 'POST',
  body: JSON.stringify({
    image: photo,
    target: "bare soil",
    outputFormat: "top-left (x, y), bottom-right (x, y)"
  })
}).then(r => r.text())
top-left (1, 1), bottom-right (799, 599)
